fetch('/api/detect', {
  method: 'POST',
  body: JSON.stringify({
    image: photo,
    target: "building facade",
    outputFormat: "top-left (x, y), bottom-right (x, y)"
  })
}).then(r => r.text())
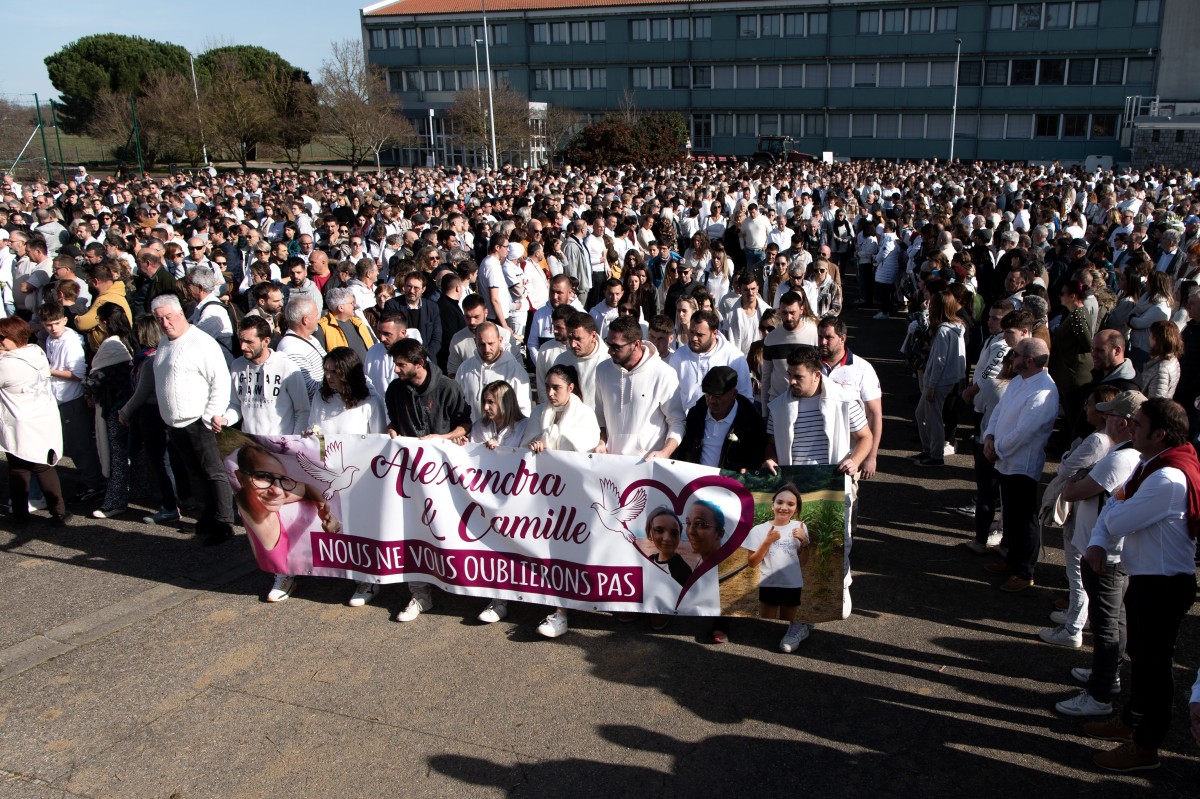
top-left (362, 0), bottom-right (1196, 166)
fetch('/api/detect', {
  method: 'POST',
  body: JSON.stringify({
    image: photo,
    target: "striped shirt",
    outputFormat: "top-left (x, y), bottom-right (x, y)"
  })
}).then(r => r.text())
top-left (767, 395), bottom-right (868, 466)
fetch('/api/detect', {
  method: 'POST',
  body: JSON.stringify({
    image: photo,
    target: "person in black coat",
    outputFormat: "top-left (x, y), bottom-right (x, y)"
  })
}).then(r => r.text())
top-left (384, 270), bottom-right (443, 360)
top-left (434, 272), bottom-right (468, 372)
top-left (676, 366), bottom-right (768, 472)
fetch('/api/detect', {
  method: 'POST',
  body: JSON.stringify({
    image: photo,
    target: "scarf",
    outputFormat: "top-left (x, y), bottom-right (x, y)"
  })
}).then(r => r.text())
top-left (1120, 443), bottom-right (1200, 539)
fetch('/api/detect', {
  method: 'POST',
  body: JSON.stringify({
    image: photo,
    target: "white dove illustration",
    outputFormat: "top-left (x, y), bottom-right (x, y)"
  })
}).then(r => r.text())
top-left (591, 479), bottom-right (647, 544)
top-left (296, 440), bottom-right (360, 501)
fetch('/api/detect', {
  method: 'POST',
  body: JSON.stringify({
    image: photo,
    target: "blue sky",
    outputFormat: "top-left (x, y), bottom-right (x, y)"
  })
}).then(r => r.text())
top-left (1, 1), bottom-right (370, 101)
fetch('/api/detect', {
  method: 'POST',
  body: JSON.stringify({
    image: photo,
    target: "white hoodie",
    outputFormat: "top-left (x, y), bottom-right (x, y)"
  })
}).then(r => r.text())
top-left (595, 341), bottom-right (684, 458)
top-left (667, 331), bottom-right (753, 413)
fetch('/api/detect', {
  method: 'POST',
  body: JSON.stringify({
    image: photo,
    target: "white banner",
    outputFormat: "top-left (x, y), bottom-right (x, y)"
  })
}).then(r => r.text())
top-left (227, 434), bottom-right (849, 619)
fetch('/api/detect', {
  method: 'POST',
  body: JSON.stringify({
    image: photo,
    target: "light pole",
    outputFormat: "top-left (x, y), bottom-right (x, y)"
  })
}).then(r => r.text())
top-left (481, 0), bottom-right (499, 171)
top-left (189, 52), bottom-right (210, 166)
top-left (949, 38), bottom-right (962, 163)
top-left (472, 39), bottom-right (483, 108)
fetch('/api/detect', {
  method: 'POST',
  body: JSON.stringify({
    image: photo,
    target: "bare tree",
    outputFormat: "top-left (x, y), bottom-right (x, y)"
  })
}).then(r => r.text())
top-left (202, 55), bottom-right (277, 168)
top-left (316, 40), bottom-right (411, 170)
top-left (542, 106), bottom-right (584, 162)
top-left (446, 84), bottom-right (531, 166)
top-left (260, 64), bottom-right (320, 169)
top-left (137, 72), bottom-right (207, 167)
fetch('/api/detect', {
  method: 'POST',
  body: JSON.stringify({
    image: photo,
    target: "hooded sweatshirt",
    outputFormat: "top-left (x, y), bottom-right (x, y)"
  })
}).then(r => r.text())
top-left (595, 341), bottom-right (685, 457)
top-left (384, 359), bottom-right (471, 438)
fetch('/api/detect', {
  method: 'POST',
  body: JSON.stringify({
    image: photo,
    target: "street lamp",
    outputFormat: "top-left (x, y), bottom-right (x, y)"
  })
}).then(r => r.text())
top-left (949, 38), bottom-right (962, 163)
top-left (481, 0), bottom-right (499, 171)
top-left (189, 52), bottom-right (209, 167)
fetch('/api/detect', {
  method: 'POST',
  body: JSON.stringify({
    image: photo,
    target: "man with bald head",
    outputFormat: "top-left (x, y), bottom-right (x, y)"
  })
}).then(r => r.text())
top-left (982, 337), bottom-right (1060, 591)
top-left (455, 321), bottom-right (531, 421)
top-left (1090, 329), bottom-right (1138, 392)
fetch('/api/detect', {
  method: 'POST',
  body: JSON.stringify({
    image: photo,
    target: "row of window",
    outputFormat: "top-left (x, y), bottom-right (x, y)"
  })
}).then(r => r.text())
top-left (532, 68), bottom-right (608, 91)
top-left (962, 57), bottom-right (1153, 88)
top-left (530, 20), bottom-right (606, 44)
top-left (619, 56), bottom-right (1152, 91)
top-left (728, 11), bottom-right (829, 39)
top-left (388, 69), bottom-right (510, 93)
top-left (369, 0), bottom-right (1162, 51)
top-left (367, 23), bottom-right (507, 50)
top-left (986, 0), bottom-right (1155, 29)
top-left (687, 111), bottom-right (1117, 147)
top-left (628, 16), bottom-right (715, 41)
top-left (845, 7), bottom-right (959, 36)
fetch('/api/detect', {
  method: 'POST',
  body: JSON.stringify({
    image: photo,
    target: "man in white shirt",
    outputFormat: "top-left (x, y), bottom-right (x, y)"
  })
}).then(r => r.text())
top-left (740, 203), bottom-right (770, 273)
top-left (982, 338), bottom-right (1059, 591)
top-left (594, 316), bottom-right (684, 459)
top-left (150, 295), bottom-right (235, 546)
top-left (588, 278), bottom-right (623, 340)
top-left (818, 315), bottom-right (883, 480)
top-left (364, 313), bottom-right (413, 396)
top-left (456, 322), bottom-right (531, 421)
top-left (1055, 390), bottom-right (1142, 719)
top-left (668, 310), bottom-right (752, 412)
top-left (1082, 398), bottom-right (1198, 772)
top-left (554, 312), bottom-right (610, 411)
top-left (215, 316), bottom-right (310, 436)
top-left (476, 232), bottom-right (512, 332)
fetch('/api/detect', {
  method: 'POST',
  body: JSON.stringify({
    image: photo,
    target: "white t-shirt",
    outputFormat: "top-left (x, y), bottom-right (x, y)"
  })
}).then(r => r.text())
top-left (1071, 442), bottom-right (1140, 559)
top-left (308, 391), bottom-right (388, 435)
top-left (742, 520), bottom-right (806, 589)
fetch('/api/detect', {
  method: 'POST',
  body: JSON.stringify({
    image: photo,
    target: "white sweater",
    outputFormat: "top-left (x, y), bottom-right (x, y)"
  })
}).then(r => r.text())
top-left (153, 325), bottom-right (233, 428)
top-left (595, 342), bottom-right (684, 457)
top-left (224, 350), bottom-right (311, 435)
top-left (456, 350), bottom-right (531, 421)
top-left (667, 331), bottom-right (753, 412)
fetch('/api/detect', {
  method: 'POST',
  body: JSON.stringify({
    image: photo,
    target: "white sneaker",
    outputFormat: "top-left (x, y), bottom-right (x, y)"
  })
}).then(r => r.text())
top-left (28, 497), bottom-right (47, 511)
top-left (943, 443), bottom-right (958, 457)
top-left (779, 622), bottom-right (811, 653)
top-left (1038, 625), bottom-right (1083, 648)
top-left (872, 311), bottom-right (889, 320)
top-left (349, 582), bottom-right (380, 607)
top-left (397, 589), bottom-right (433, 622)
top-left (1071, 667), bottom-right (1121, 693)
top-left (267, 574), bottom-right (295, 603)
top-left (537, 612), bottom-right (569, 638)
top-left (964, 540), bottom-right (990, 555)
top-left (1055, 689), bottom-right (1113, 717)
top-left (478, 600), bottom-right (508, 623)
top-left (1050, 610), bottom-right (1090, 630)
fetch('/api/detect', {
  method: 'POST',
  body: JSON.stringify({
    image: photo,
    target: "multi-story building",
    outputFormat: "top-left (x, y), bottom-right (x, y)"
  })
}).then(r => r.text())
top-left (362, 0), bottom-right (1200, 166)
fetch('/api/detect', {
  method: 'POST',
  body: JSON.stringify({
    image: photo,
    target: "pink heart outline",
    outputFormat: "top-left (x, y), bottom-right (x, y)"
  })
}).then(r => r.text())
top-left (621, 473), bottom-right (755, 610)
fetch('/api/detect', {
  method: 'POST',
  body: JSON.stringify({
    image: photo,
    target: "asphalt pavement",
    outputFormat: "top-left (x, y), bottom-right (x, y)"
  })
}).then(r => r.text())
top-left (2, 303), bottom-right (1198, 798)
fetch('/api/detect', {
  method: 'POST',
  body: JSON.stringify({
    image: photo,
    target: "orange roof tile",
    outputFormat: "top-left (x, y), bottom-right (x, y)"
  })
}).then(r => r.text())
top-left (365, 0), bottom-right (704, 16)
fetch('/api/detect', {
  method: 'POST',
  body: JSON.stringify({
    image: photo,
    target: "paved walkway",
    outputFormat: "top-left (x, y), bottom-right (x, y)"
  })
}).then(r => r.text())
top-left (2, 310), bottom-right (1198, 797)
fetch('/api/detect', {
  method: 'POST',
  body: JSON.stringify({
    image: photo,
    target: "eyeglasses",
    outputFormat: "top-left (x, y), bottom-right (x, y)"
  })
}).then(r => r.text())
top-left (189, 246), bottom-right (204, 250)
top-left (247, 471), bottom-right (297, 492)
top-left (605, 339), bottom-right (633, 351)
top-left (685, 519), bottom-right (714, 530)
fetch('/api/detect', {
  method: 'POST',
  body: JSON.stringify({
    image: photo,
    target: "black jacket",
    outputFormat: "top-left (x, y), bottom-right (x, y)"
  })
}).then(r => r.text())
top-left (384, 360), bottom-right (471, 438)
top-left (676, 394), bottom-right (767, 472)
top-left (384, 296), bottom-right (443, 361)
top-left (436, 294), bottom-right (467, 370)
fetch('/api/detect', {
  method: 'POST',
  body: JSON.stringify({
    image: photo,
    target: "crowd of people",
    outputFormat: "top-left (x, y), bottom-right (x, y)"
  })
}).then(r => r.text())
top-left (0, 157), bottom-right (1198, 770)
